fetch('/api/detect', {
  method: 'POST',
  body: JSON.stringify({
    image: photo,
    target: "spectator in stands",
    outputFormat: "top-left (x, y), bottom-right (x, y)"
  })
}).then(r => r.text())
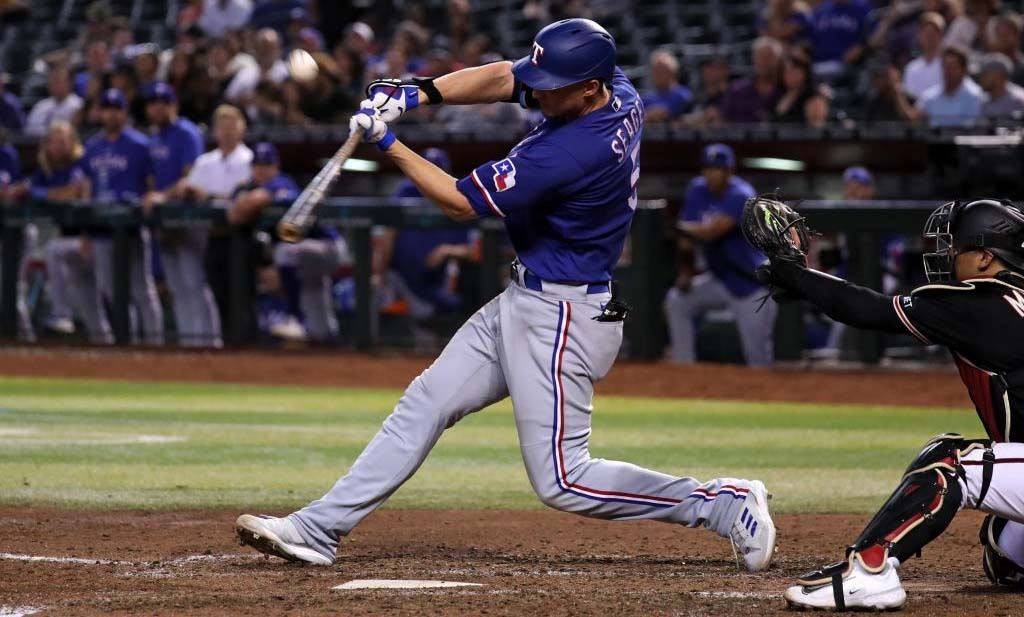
top-left (341, 21), bottom-right (375, 59)
top-left (915, 45), bottom-right (985, 126)
top-left (83, 89), bottom-right (163, 346)
top-left (24, 122), bottom-right (112, 343)
top-left (198, 0), bottom-right (253, 38)
top-left (108, 63), bottom-right (146, 128)
top-left (985, 13), bottom-right (1024, 84)
top-left (375, 148), bottom-right (477, 348)
top-left (177, 104), bottom-right (253, 338)
top-left (689, 55), bottom-right (730, 127)
top-left (296, 27), bottom-right (325, 54)
top-left (25, 66), bottom-right (84, 137)
top-left (334, 46), bottom-right (367, 103)
top-left (296, 53), bottom-right (353, 123)
top-left (642, 50), bottom-right (693, 123)
top-left (664, 144), bottom-right (776, 366)
top-left (773, 52), bottom-right (822, 123)
top-left (811, 0), bottom-right (872, 79)
top-left (861, 57), bottom-right (917, 121)
top-left (978, 52), bottom-right (1024, 119)
top-left (721, 37), bottom-right (783, 123)
top-left (903, 12), bottom-right (947, 99)
top-left (0, 71), bottom-right (24, 131)
top-left (804, 87), bottom-right (832, 128)
top-left (230, 143), bottom-right (349, 343)
top-left (178, 0), bottom-right (204, 31)
top-left (226, 28), bottom-right (290, 103)
top-left (75, 40), bottom-right (111, 99)
top-left (109, 17), bottom-right (136, 63)
top-left (759, 0), bottom-right (814, 50)
top-left (944, 0), bottom-right (999, 51)
top-left (129, 44), bottom-right (161, 92)
top-left (280, 79), bottom-right (312, 125)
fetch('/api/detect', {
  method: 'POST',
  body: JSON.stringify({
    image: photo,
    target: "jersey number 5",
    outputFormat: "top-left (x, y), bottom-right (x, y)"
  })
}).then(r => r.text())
top-left (627, 142), bottom-right (640, 211)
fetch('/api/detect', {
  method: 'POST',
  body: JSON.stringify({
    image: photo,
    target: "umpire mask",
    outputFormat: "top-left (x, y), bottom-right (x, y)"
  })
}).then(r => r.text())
top-left (922, 199), bottom-right (1024, 282)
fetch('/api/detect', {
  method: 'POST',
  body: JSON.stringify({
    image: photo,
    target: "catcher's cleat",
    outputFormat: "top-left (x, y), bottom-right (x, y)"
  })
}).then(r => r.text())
top-left (236, 514), bottom-right (334, 566)
top-left (729, 480), bottom-right (777, 572)
top-left (784, 556), bottom-right (906, 611)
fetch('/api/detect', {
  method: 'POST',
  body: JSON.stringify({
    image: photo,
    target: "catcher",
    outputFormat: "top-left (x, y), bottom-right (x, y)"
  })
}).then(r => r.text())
top-left (744, 197), bottom-right (1024, 610)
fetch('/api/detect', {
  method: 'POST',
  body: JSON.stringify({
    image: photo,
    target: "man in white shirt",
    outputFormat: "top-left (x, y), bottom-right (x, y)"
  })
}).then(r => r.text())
top-left (198, 0), bottom-right (252, 38)
top-left (167, 104), bottom-right (252, 345)
top-left (903, 12), bottom-right (946, 100)
top-left (225, 28), bottom-right (290, 103)
top-left (24, 67), bottom-right (84, 136)
top-left (174, 104), bottom-right (253, 203)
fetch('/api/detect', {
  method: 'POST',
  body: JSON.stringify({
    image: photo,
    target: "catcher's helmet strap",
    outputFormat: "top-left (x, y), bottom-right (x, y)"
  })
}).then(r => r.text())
top-left (952, 232), bottom-right (1024, 252)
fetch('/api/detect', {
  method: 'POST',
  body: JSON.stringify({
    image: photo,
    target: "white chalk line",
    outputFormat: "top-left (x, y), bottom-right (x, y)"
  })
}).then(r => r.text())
top-left (0, 607), bottom-right (42, 617)
top-left (0, 552), bottom-right (254, 568)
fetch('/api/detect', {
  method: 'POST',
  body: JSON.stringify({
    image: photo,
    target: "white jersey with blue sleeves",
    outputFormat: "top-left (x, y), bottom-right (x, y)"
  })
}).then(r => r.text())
top-left (456, 68), bottom-right (643, 283)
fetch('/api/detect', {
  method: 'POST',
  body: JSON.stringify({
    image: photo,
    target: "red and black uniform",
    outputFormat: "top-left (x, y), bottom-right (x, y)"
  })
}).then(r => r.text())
top-left (773, 264), bottom-right (1024, 443)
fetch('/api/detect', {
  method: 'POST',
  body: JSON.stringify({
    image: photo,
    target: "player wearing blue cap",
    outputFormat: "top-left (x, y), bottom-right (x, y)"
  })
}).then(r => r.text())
top-left (238, 19), bottom-right (776, 570)
top-left (229, 142), bottom-right (349, 342)
top-left (665, 143), bottom-right (777, 366)
top-left (82, 89), bottom-right (163, 345)
top-left (141, 82), bottom-right (221, 348)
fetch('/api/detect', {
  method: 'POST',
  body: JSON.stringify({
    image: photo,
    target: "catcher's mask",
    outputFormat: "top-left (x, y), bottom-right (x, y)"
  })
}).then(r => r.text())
top-left (922, 199), bottom-right (1024, 282)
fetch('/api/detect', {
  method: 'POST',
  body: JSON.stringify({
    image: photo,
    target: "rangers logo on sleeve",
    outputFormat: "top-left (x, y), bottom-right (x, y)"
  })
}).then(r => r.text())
top-left (491, 158), bottom-right (517, 192)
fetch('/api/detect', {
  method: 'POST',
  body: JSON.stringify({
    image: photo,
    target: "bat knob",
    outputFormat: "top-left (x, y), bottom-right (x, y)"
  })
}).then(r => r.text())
top-left (277, 221), bottom-right (303, 243)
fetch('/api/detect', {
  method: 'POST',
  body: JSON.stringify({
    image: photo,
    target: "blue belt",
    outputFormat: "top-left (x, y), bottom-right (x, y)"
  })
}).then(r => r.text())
top-left (512, 261), bottom-right (610, 295)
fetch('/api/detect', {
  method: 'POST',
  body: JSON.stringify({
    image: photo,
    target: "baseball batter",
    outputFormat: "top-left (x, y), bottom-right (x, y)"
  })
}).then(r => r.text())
top-left (237, 19), bottom-right (775, 571)
top-left (746, 197), bottom-right (1024, 609)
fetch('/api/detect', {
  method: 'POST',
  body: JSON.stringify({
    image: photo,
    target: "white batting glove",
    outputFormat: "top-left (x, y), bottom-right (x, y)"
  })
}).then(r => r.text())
top-left (349, 109), bottom-right (395, 151)
top-left (364, 79), bottom-right (422, 122)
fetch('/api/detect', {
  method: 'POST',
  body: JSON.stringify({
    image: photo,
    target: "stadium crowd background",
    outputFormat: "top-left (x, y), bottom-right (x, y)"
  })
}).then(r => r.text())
top-left (0, 0), bottom-right (1023, 361)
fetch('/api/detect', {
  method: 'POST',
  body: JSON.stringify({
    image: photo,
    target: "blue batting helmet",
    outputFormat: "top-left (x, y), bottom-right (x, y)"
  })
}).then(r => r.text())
top-left (511, 18), bottom-right (617, 91)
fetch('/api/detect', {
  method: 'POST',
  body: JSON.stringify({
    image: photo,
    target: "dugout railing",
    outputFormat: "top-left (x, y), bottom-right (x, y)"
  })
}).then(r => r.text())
top-left (0, 198), bottom-right (941, 362)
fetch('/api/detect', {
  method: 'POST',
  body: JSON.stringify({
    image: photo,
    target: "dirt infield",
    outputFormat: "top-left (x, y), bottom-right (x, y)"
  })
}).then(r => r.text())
top-left (0, 346), bottom-right (971, 407)
top-left (0, 508), bottom-right (1013, 616)
top-left (1, 348), bottom-right (1003, 615)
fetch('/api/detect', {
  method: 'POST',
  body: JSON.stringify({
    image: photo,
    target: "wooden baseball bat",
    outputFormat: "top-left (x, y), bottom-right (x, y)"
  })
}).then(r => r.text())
top-left (277, 130), bottom-right (363, 243)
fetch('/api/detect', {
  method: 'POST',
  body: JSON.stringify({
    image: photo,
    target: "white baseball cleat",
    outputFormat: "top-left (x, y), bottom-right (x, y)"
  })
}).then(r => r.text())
top-left (784, 556), bottom-right (907, 611)
top-left (236, 514), bottom-right (334, 566)
top-left (729, 480), bottom-right (777, 572)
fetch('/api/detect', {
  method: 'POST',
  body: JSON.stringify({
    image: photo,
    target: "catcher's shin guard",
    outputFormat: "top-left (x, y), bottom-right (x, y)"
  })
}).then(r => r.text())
top-left (980, 515), bottom-right (1024, 588)
top-left (848, 433), bottom-right (986, 570)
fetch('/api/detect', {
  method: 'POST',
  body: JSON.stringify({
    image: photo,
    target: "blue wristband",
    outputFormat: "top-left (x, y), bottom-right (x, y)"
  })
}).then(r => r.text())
top-left (377, 129), bottom-right (396, 151)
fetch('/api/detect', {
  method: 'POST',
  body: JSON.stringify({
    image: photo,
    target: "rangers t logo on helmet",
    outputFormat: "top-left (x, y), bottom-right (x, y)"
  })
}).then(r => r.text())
top-left (531, 42), bottom-right (545, 65)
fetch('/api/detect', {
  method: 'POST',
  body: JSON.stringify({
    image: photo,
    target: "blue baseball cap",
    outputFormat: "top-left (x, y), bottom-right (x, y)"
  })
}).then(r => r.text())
top-left (143, 81), bottom-right (177, 104)
top-left (843, 166), bottom-right (873, 185)
top-left (253, 142), bottom-right (279, 165)
top-left (701, 143), bottom-right (735, 169)
top-left (422, 147), bottom-right (451, 172)
top-left (99, 88), bottom-right (127, 110)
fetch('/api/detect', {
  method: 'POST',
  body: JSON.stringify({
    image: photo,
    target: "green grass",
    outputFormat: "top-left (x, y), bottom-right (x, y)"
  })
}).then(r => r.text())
top-left (0, 376), bottom-right (978, 513)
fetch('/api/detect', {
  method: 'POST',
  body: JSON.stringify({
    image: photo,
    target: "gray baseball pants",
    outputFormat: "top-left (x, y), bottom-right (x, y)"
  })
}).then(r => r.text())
top-left (93, 229), bottom-right (164, 346)
top-left (161, 228), bottom-right (221, 347)
top-left (664, 273), bottom-right (777, 367)
top-left (289, 275), bottom-right (756, 560)
top-left (273, 238), bottom-right (348, 342)
top-left (47, 236), bottom-right (113, 344)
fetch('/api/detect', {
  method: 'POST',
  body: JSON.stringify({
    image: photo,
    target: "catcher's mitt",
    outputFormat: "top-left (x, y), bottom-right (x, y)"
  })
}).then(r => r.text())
top-left (741, 196), bottom-right (811, 265)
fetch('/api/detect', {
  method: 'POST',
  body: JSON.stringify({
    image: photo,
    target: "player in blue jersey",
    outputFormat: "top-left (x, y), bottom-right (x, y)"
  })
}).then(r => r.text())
top-left (237, 19), bottom-right (776, 571)
top-left (664, 144), bottom-right (777, 366)
top-left (229, 142), bottom-right (349, 342)
top-left (21, 121), bottom-right (113, 343)
top-left (82, 89), bottom-right (163, 345)
top-left (141, 82), bottom-right (221, 348)
top-left (376, 147), bottom-right (478, 347)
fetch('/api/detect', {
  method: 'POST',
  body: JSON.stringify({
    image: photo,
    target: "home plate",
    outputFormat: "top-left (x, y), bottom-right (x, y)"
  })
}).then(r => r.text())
top-left (333, 579), bottom-right (483, 590)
